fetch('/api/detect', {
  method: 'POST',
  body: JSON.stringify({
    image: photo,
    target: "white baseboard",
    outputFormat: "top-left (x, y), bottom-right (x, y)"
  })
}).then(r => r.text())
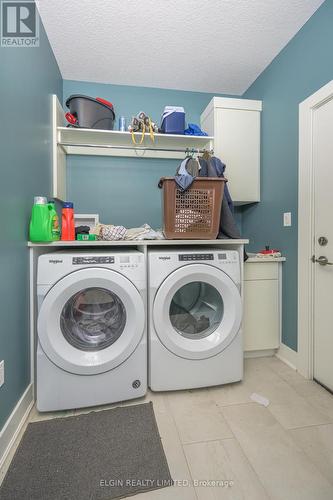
top-left (276, 343), bottom-right (298, 371)
top-left (244, 349), bottom-right (277, 358)
top-left (0, 384), bottom-right (33, 470)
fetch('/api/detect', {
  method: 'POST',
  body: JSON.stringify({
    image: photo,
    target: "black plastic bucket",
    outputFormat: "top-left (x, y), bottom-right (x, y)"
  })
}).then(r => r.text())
top-left (65, 95), bottom-right (115, 130)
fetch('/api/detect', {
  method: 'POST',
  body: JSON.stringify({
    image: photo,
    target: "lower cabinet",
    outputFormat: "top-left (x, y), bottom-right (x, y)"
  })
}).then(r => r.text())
top-left (243, 261), bottom-right (282, 352)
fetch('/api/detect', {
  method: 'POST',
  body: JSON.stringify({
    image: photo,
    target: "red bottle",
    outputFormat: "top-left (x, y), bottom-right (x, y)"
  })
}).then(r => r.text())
top-left (61, 202), bottom-right (75, 241)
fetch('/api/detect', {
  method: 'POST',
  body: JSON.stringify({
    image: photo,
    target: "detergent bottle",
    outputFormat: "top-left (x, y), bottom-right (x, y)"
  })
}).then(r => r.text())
top-left (29, 196), bottom-right (53, 242)
top-left (61, 202), bottom-right (75, 241)
top-left (48, 201), bottom-right (60, 241)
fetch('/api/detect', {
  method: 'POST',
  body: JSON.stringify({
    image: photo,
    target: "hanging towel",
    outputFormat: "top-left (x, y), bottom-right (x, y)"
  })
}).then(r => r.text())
top-left (198, 155), bottom-right (247, 258)
top-left (218, 197), bottom-right (241, 240)
top-left (174, 157), bottom-right (200, 192)
top-left (211, 157), bottom-right (234, 213)
top-left (174, 158), bottom-right (194, 191)
top-left (199, 157), bottom-right (234, 213)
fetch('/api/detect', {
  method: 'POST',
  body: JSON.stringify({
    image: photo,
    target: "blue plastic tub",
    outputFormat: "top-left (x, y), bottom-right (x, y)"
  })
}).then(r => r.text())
top-left (160, 111), bottom-right (185, 135)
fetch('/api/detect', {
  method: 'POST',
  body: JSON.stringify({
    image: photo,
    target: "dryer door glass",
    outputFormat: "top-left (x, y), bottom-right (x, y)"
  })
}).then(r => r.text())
top-left (169, 281), bottom-right (223, 339)
top-left (60, 287), bottom-right (126, 351)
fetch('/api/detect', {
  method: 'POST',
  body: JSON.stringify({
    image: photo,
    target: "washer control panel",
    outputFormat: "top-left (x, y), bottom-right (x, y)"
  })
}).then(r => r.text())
top-left (179, 253), bottom-right (214, 261)
top-left (72, 256), bottom-right (115, 265)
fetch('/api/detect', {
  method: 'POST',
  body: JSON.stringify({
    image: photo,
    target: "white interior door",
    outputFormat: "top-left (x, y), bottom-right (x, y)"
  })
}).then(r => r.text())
top-left (313, 96), bottom-right (333, 391)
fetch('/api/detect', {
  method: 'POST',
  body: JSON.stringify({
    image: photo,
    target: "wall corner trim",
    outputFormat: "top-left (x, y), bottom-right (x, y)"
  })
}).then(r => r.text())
top-left (0, 384), bottom-right (33, 471)
top-left (276, 343), bottom-right (298, 371)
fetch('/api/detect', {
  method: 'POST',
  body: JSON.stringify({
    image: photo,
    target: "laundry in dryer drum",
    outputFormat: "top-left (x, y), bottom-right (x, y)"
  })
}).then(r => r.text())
top-left (169, 303), bottom-right (210, 335)
top-left (169, 281), bottom-right (223, 337)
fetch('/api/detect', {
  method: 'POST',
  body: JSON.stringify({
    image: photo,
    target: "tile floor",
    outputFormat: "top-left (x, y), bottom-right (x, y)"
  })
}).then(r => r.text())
top-left (1, 356), bottom-right (333, 499)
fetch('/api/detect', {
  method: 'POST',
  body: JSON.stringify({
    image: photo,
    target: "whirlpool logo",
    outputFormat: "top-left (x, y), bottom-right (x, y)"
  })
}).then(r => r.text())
top-left (158, 256), bottom-right (171, 261)
top-left (49, 259), bottom-right (63, 264)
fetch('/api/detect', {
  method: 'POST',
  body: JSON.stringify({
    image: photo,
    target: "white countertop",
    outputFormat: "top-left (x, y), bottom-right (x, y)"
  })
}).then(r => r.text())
top-left (246, 252), bottom-right (286, 262)
top-left (28, 239), bottom-right (249, 248)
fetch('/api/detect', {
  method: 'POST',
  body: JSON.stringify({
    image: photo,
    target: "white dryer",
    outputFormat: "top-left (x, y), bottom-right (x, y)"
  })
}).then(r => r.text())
top-left (148, 248), bottom-right (243, 391)
top-left (37, 250), bottom-right (146, 411)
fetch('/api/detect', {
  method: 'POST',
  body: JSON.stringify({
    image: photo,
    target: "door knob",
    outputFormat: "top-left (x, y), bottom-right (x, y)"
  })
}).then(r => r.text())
top-left (312, 255), bottom-right (333, 266)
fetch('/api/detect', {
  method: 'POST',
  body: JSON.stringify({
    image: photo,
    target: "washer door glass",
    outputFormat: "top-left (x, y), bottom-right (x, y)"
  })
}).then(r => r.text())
top-left (60, 287), bottom-right (126, 351)
top-left (169, 282), bottom-right (223, 339)
top-left (38, 268), bottom-right (145, 375)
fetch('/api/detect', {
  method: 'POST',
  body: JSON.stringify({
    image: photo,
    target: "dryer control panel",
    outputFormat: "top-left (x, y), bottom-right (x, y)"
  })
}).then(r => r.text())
top-left (179, 253), bottom-right (214, 261)
top-left (178, 252), bottom-right (238, 263)
top-left (149, 249), bottom-right (241, 288)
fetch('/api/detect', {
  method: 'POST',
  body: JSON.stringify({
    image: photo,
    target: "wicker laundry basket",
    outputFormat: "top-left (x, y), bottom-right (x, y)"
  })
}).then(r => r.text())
top-left (159, 177), bottom-right (225, 239)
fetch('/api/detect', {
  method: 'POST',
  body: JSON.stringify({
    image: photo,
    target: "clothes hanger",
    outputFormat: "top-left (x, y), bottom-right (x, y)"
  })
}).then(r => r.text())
top-left (201, 149), bottom-right (210, 161)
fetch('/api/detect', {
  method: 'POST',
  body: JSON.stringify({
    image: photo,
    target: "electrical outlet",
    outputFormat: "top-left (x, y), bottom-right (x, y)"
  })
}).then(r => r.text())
top-left (283, 212), bottom-right (292, 227)
top-left (0, 360), bottom-right (4, 388)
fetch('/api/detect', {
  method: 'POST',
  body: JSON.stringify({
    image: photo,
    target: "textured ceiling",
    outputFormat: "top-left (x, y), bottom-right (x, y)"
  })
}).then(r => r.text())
top-left (36, 0), bottom-right (324, 95)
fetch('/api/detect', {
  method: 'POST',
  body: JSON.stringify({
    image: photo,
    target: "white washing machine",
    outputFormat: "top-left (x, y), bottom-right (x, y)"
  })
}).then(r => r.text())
top-left (37, 250), bottom-right (146, 411)
top-left (148, 248), bottom-right (243, 391)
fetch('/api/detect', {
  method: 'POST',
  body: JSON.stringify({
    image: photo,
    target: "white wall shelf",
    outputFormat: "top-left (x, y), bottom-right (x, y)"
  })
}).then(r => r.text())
top-left (52, 95), bottom-right (214, 200)
top-left (58, 127), bottom-right (214, 157)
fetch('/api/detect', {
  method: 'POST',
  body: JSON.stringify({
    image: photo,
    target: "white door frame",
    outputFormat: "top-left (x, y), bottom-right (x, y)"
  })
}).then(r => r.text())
top-left (298, 80), bottom-right (333, 378)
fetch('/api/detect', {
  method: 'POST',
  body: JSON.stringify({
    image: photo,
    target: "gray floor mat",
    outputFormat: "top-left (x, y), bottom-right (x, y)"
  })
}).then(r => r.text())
top-left (0, 402), bottom-right (173, 499)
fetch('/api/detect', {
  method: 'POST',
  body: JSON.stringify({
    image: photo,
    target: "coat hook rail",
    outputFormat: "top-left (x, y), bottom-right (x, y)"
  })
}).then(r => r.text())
top-left (58, 142), bottom-right (214, 155)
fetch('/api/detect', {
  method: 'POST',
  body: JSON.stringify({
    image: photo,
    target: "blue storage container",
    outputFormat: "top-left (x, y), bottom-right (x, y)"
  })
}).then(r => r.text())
top-left (160, 107), bottom-right (185, 134)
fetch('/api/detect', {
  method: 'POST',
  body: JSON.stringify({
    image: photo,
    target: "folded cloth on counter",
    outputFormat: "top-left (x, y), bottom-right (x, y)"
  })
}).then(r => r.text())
top-left (125, 224), bottom-right (164, 241)
top-left (92, 223), bottom-right (164, 241)
top-left (92, 224), bottom-right (127, 241)
top-left (184, 123), bottom-right (208, 136)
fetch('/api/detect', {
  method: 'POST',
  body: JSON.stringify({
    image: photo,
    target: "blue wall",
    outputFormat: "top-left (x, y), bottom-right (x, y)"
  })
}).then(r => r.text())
top-left (242, 0), bottom-right (333, 350)
top-left (63, 80), bottom-right (243, 229)
top-left (3, 2), bottom-right (327, 430)
top-left (0, 12), bottom-right (62, 429)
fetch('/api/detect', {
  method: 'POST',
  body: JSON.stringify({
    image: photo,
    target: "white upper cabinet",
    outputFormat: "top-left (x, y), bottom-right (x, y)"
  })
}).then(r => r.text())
top-left (201, 97), bottom-right (262, 205)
